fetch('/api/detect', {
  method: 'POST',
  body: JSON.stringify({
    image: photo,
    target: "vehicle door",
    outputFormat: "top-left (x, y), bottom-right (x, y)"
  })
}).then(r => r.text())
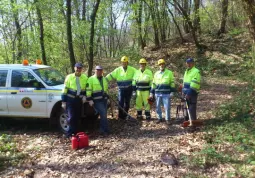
top-left (7, 69), bottom-right (47, 117)
top-left (0, 70), bottom-right (9, 115)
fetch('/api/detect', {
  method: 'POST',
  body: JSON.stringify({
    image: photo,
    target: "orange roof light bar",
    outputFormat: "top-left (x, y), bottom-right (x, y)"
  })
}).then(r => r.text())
top-left (36, 59), bottom-right (42, 65)
top-left (22, 59), bottom-right (29, 66)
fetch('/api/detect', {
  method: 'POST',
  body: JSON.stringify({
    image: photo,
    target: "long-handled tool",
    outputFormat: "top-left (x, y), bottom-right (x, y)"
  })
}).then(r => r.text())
top-left (184, 98), bottom-right (193, 126)
top-left (108, 98), bottom-right (114, 118)
top-left (108, 95), bottom-right (137, 122)
top-left (175, 93), bottom-right (203, 127)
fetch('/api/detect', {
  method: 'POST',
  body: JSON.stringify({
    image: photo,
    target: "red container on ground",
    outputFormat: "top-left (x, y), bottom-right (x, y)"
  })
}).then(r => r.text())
top-left (71, 132), bottom-right (89, 150)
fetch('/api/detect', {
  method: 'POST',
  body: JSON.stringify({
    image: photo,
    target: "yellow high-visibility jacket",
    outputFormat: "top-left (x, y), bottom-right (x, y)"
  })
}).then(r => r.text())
top-left (183, 66), bottom-right (201, 95)
top-left (61, 73), bottom-right (88, 102)
top-left (86, 75), bottom-right (108, 101)
top-left (106, 66), bottom-right (136, 89)
top-left (151, 69), bottom-right (175, 95)
top-left (132, 68), bottom-right (153, 91)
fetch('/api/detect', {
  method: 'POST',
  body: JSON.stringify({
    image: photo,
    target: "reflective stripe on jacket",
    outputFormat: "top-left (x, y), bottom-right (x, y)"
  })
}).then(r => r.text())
top-left (86, 75), bottom-right (108, 101)
top-left (61, 73), bottom-right (88, 102)
top-left (106, 66), bottom-right (136, 89)
top-left (151, 69), bottom-right (175, 95)
top-left (182, 66), bottom-right (201, 95)
top-left (132, 68), bottom-right (153, 91)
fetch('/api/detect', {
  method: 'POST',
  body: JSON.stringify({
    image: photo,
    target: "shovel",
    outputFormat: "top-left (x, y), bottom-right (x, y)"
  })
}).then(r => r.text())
top-left (176, 94), bottom-right (203, 127)
top-left (108, 95), bottom-right (137, 122)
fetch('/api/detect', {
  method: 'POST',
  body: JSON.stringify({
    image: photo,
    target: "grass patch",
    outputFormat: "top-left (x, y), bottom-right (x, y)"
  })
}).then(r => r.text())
top-left (0, 134), bottom-right (27, 171)
top-left (181, 71), bottom-right (255, 177)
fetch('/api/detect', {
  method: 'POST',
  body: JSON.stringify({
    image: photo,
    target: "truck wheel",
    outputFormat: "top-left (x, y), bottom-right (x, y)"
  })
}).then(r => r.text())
top-left (58, 108), bottom-right (69, 133)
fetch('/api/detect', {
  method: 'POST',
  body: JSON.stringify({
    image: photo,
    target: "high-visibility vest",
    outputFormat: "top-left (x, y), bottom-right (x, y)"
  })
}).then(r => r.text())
top-left (151, 69), bottom-right (175, 94)
top-left (61, 73), bottom-right (88, 102)
top-left (132, 68), bottom-right (153, 91)
top-left (106, 66), bottom-right (136, 89)
top-left (86, 75), bottom-right (108, 101)
top-left (183, 66), bottom-right (201, 95)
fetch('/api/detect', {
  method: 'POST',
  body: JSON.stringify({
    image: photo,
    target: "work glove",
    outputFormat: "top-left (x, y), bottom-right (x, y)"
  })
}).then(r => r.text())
top-left (170, 93), bottom-right (174, 98)
top-left (178, 84), bottom-right (183, 92)
top-left (89, 100), bottom-right (94, 107)
top-left (61, 102), bottom-right (66, 110)
top-left (149, 93), bottom-right (154, 99)
top-left (82, 96), bottom-right (86, 104)
top-left (103, 93), bottom-right (109, 99)
top-left (132, 91), bottom-right (136, 97)
top-left (185, 94), bottom-right (191, 100)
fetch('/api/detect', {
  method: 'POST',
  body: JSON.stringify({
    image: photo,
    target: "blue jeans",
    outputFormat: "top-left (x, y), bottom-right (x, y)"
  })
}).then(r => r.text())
top-left (66, 98), bottom-right (82, 136)
top-left (118, 88), bottom-right (132, 118)
top-left (94, 99), bottom-right (109, 134)
top-left (155, 94), bottom-right (171, 120)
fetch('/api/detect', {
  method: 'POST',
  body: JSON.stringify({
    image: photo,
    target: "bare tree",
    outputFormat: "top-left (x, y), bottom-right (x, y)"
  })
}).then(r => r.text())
top-left (193, 0), bottom-right (201, 34)
top-left (35, 0), bottom-right (47, 65)
top-left (217, 0), bottom-right (229, 36)
top-left (11, 0), bottom-right (22, 63)
top-left (242, 0), bottom-right (255, 43)
top-left (88, 0), bottom-right (101, 76)
top-left (66, 0), bottom-right (76, 72)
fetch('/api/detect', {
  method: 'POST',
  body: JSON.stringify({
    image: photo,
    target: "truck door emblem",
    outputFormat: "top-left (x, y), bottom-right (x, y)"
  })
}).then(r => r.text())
top-left (48, 93), bottom-right (54, 101)
top-left (21, 97), bottom-right (32, 109)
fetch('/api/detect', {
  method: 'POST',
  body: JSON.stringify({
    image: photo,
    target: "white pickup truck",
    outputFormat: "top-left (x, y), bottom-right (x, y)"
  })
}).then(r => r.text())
top-left (0, 61), bottom-right (69, 132)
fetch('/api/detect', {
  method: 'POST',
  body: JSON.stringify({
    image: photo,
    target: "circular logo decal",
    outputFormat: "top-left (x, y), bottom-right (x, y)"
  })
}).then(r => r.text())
top-left (21, 97), bottom-right (32, 109)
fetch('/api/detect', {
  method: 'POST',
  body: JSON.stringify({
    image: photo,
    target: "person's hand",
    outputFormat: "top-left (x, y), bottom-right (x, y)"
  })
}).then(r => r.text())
top-left (132, 91), bottom-right (136, 97)
top-left (149, 93), bottom-right (154, 99)
top-left (170, 93), bottom-right (174, 97)
top-left (89, 100), bottom-right (94, 107)
top-left (178, 84), bottom-right (183, 92)
top-left (61, 102), bottom-right (66, 110)
top-left (82, 96), bottom-right (86, 104)
top-left (185, 95), bottom-right (191, 100)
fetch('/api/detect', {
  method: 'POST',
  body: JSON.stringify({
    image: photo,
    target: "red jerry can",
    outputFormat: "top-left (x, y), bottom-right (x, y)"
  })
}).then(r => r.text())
top-left (71, 132), bottom-right (89, 150)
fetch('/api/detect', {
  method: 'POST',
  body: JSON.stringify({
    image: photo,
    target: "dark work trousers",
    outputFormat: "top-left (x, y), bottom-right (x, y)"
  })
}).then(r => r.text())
top-left (66, 98), bottom-right (82, 136)
top-left (185, 94), bottom-right (198, 121)
top-left (94, 99), bottom-right (109, 134)
top-left (118, 88), bottom-right (132, 119)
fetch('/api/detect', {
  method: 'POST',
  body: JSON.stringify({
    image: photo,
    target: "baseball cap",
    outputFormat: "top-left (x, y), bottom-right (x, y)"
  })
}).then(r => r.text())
top-left (186, 58), bottom-right (194, 63)
top-left (95, 65), bottom-right (103, 70)
top-left (75, 62), bottom-right (83, 68)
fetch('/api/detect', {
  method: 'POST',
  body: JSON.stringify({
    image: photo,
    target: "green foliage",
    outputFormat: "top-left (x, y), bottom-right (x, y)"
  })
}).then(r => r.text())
top-left (181, 68), bottom-right (255, 176)
top-left (228, 28), bottom-right (245, 37)
top-left (0, 134), bottom-right (27, 170)
top-left (118, 47), bottom-right (141, 64)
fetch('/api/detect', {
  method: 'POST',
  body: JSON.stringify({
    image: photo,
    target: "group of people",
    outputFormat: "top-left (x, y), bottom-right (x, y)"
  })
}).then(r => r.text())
top-left (61, 56), bottom-right (201, 137)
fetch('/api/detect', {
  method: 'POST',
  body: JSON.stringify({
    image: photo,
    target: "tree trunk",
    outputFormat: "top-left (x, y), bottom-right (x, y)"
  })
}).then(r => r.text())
top-left (35, 0), bottom-right (47, 65)
top-left (82, 0), bottom-right (87, 21)
top-left (151, 0), bottom-right (160, 47)
top-left (11, 0), bottom-right (22, 62)
top-left (242, 0), bottom-right (255, 43)
top-left (134, 0), bottom-right (145, 50)
top-left (66, 0), bottom-right (76, 72)
top-left (88, 0), bottom-right (101, 77)
top-left (172, 0), bottom-right (202, 49)
top-left (217, 0), bottom-right (229, 36)
top-left (193, 0), bottom-right (201, 34)
top-left (167, 6), bottom-right (184, 43)
top-left (159, 0), bottom-right (167, 42)
top-left (183, 0), bottom-right (190, 33)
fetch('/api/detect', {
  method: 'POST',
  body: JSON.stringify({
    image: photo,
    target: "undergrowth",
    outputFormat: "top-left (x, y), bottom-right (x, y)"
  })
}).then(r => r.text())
top-left (0, 134), bottom-right (27, 171)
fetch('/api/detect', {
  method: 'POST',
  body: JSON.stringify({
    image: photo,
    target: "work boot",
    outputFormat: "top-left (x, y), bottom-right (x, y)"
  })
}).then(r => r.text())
top-left (166, 120), bottom-right (172, 125)
top-left (137, 111), bottom-right (143, 120)
top-left (156, 119), bottom-right (162, 124)
top-left (145, 111), bottom-right (151, 121)
top-left (146, 116), bottom-right (151, 122)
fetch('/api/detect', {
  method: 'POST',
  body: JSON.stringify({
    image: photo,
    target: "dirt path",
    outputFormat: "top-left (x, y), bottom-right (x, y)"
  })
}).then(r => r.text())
top-left (0, 76), bottom-right (240, 178)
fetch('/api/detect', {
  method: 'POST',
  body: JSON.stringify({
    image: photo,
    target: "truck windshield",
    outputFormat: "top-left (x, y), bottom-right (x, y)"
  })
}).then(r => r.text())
top-left (33, 68), bottom-right (65, 86)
